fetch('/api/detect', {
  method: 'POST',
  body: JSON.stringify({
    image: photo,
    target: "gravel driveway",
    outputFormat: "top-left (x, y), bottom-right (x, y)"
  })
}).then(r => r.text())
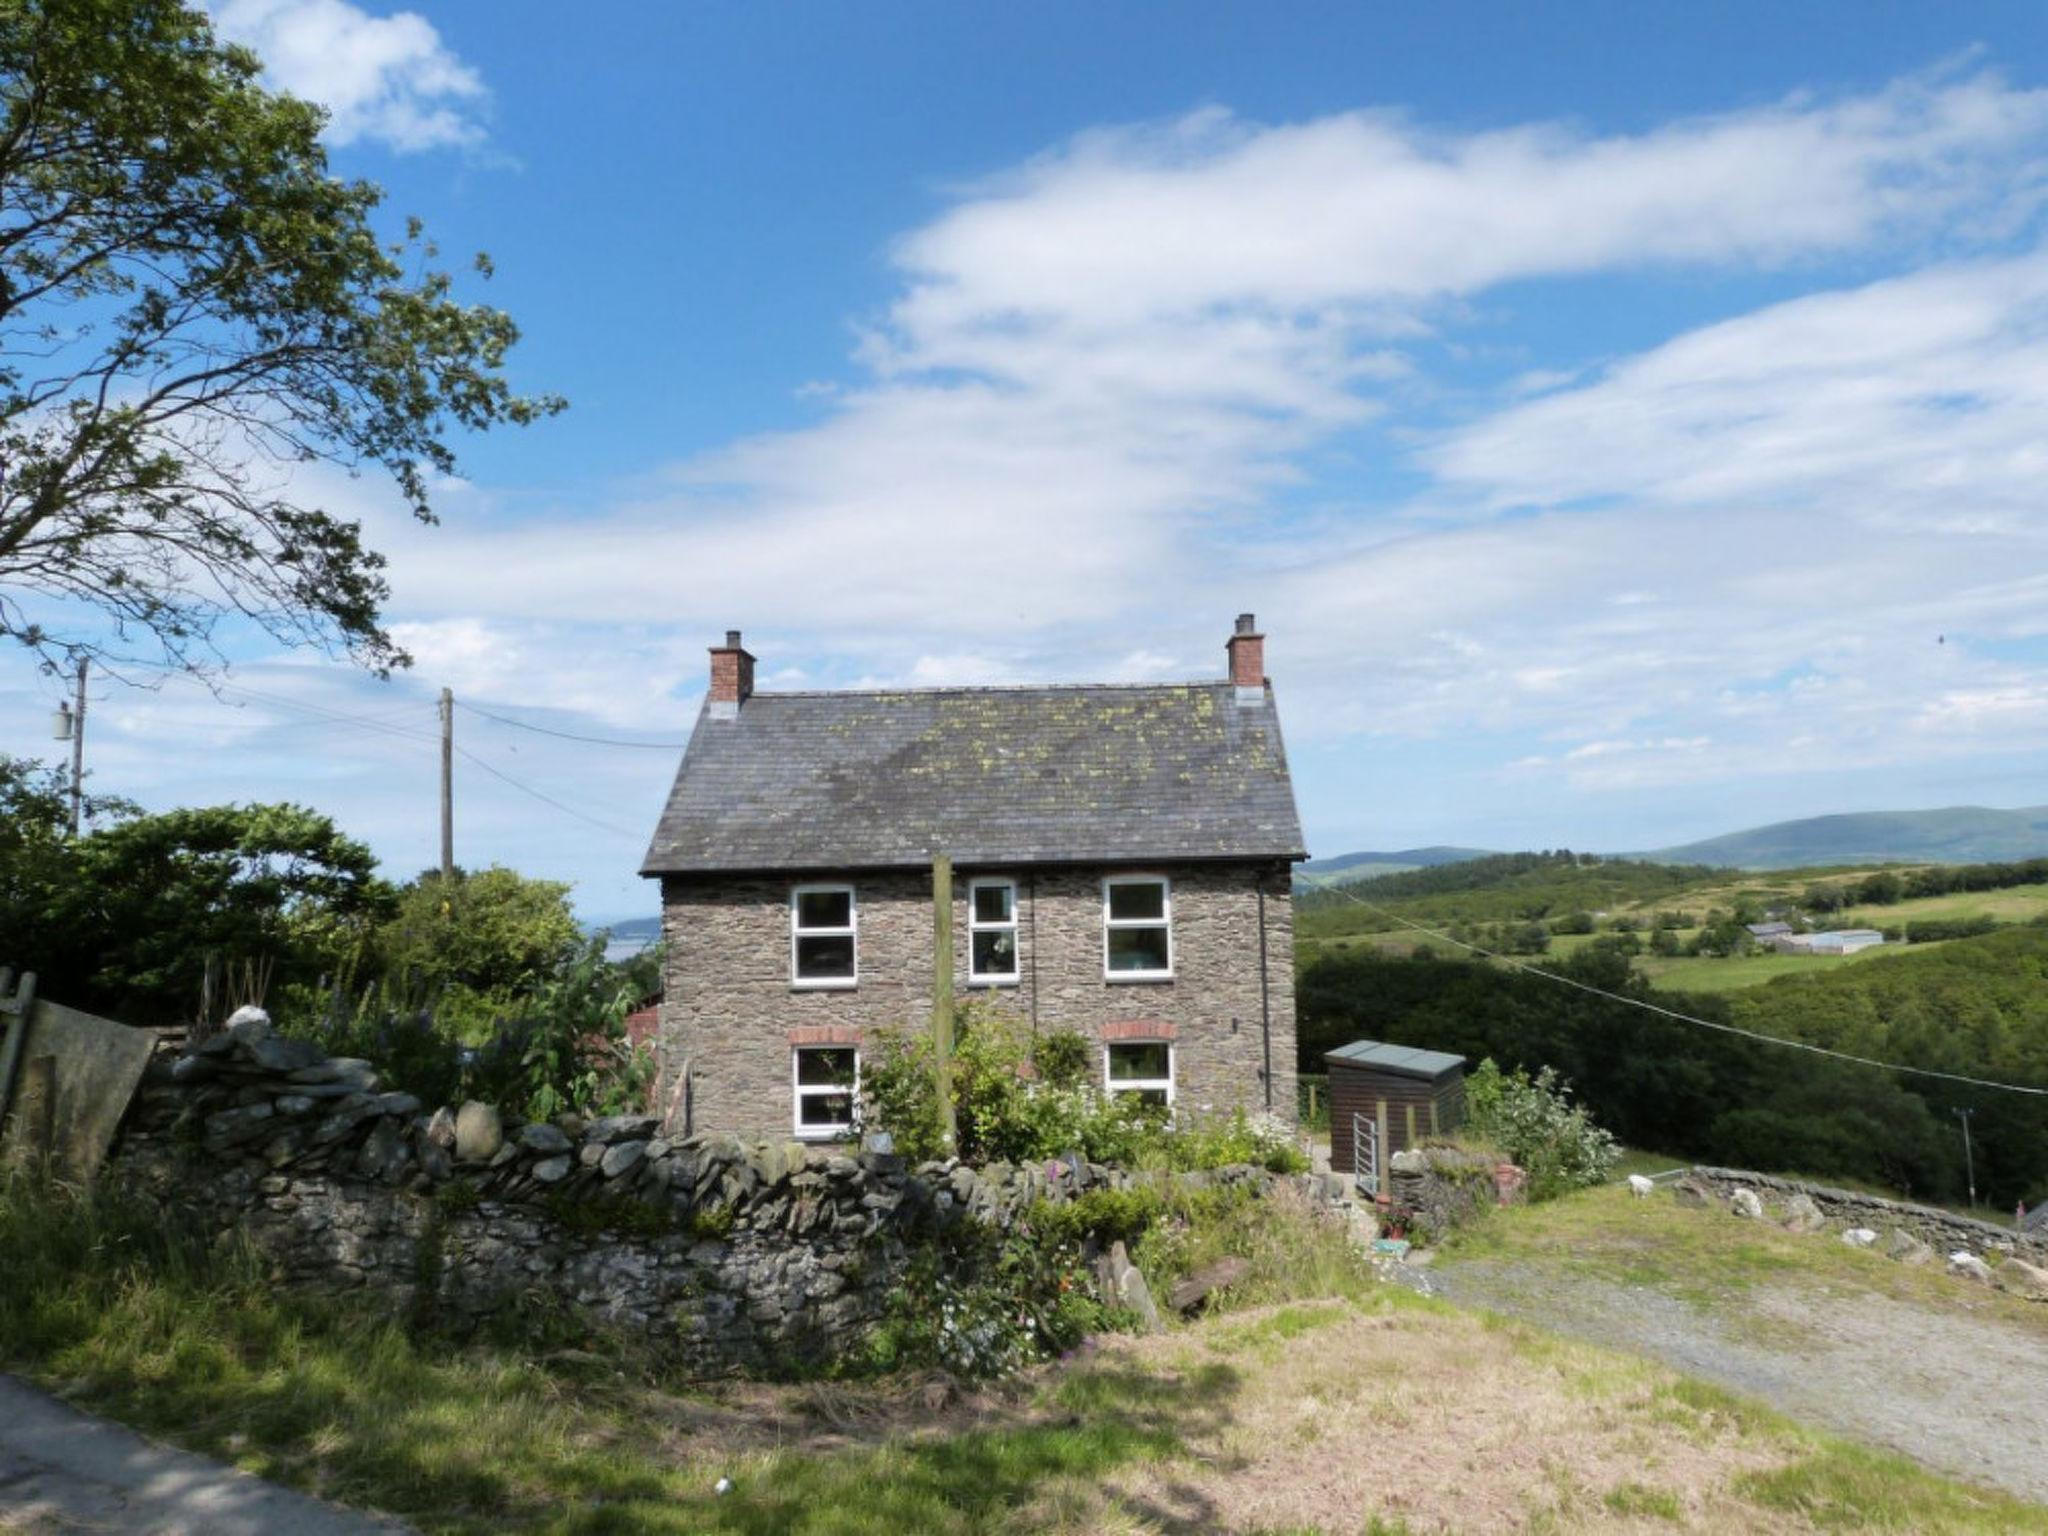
top-left (1426, 1258), bottom-right (2048, 1502)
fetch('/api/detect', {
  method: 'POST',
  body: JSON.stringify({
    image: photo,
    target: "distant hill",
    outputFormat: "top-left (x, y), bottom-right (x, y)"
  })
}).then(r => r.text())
top-left (1298, 846), bottom-right (1493, 885)
top-left (1648, 805), bottom-right (2048, 870)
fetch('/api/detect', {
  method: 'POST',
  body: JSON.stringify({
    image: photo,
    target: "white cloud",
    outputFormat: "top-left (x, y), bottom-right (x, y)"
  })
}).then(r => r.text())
top-left (371, 70), bottom-right (2048, 691)
top-left (209, 0), bottom-right (486, 151)
top-left (19, 65), bottom-right (2048, 902)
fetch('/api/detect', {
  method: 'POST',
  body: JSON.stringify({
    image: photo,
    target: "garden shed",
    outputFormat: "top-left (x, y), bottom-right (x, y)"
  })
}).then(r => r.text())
top-left (1325, 1039), bottom-right (1466, 1177)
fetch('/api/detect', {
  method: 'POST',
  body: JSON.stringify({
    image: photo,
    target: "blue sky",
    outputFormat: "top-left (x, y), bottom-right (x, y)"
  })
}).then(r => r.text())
top-left (7, 1), bottom-right (2048, 920)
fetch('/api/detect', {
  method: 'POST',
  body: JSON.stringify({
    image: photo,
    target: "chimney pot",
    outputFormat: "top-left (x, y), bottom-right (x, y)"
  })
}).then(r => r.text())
top-left (1235, 612), bottom-right (1257, 636)
top-left (725, 629), bottom-right (743, 649)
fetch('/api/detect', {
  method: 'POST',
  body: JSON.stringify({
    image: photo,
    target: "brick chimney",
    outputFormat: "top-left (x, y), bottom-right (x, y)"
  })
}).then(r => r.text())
top-left (1226, 613), bottom-right (1265, 696)
top-left (708, 629), bottom-right (754, 718)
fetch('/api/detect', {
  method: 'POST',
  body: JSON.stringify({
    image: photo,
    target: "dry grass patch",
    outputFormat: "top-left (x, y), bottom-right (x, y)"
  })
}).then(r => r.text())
top-left (1004, 1295), bottom-right (2046, 1534)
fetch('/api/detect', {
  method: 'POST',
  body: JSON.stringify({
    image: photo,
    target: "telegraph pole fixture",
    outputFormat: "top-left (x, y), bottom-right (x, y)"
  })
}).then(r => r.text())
top-left (1955, 1107), bottom-right (1978, 1209)
top-left (50, 657), bottom-right (87, 837)
top-left (439, 686), bottom-right (455, 881)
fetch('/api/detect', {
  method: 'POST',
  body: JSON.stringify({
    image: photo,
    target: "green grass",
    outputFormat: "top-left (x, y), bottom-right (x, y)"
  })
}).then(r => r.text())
top-left (1636, 942), bottom-right (1923, 994)
top-left (7, 1171), bottom-right (2043, 1534)
top-left (1834, 882), bottom-right (2048, 932)
top-left (1448, 1181), bottom-right (2048, 1339)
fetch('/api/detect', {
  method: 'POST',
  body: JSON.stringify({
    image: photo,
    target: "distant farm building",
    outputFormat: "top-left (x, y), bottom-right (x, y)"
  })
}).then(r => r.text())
top-left (1746, 921), bottom-right (1794, 941)
top-left (1325, 1039), bottom-right (1466, 1176)
top-left (1774, 928), bottom-right (1884, 955)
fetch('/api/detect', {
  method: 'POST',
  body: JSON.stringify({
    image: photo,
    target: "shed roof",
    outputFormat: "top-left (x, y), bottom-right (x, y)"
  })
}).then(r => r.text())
top-left (1324, 1039), bottom-right (1467, 1081)
top-left (641, 680), bottom-right (1306, 874)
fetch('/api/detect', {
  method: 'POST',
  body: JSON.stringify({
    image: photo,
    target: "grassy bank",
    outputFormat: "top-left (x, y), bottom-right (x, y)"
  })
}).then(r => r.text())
top-left (4, 1173), bottom-right (2041, 1532)
top-left (1449, 1181), bottom-right (2048, 1342)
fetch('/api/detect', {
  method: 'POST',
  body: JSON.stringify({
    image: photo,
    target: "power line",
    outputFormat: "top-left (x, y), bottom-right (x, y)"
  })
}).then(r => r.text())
top-left (208, 681), bottom-right (645, 844)
top-left (211, 680), bottom-right (442, 747)
top-left (1319, 881), bottom-right (2048, 1099)
top-left (451, 743), bottom-right (645, 842)
top-left (455, 698), bottom-right (687, 749)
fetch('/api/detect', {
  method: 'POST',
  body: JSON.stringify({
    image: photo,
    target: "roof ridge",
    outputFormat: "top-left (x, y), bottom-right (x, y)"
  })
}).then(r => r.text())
top-left (750, 678), bottom-right (1248, 700)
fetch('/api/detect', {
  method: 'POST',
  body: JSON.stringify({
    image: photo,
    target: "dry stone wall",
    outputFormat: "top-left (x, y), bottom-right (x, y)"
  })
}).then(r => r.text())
top-left (113, 1017), bottom-right (1290, 1373)
top-left (1688, 1166), bottom-right (2045, 1265)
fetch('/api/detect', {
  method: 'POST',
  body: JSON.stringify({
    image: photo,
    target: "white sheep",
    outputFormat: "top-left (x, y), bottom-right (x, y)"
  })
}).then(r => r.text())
top-left (1627, 1174), bottom-right (1655, 1199)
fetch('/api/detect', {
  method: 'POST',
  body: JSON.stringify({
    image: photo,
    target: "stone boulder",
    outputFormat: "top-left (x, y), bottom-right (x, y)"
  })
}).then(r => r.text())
top-left (1949, 1251), bottom-right (1994, 1286)
top-left (1993, 1257), bottom-right (2048, 1302)
top-left (1670, 1176), bottom-right (1711, 1209)
top-left (1841, 1227), bottom-right (1878, 1249)
top-left (1885, 1229), bottom-right (1934, 1266)
top-left (454, 1100), bottom-right (504, 1163)
top-left (1781, 1193), bottom-right (1826, 1234)
top-left (520, 1122), bottom-right (572, 1154)
top-left (1729, 1187), bottom-right (1764, 1220)
top-left (1092, 1240), bottom-right (1162, 1333)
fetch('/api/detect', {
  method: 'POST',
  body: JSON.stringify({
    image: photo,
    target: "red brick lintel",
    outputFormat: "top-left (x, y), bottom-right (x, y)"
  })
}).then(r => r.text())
top-left (1100, 1020), bottom-right (1177, 1042)
top-left (788, 1025), bottom-right (863, 1047)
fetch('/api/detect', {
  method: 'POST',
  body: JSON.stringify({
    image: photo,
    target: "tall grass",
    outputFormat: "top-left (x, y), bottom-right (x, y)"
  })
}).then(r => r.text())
top-left (0, 1172), bottom-right (1219, 1532)
top-left (1131, 1181), bottom-right (1376, 1312)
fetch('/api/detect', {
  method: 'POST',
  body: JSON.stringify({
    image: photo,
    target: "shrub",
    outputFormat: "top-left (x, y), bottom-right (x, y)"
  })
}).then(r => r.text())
top-left (289, 937), bottom-right (652, 1121)
top-left (862, 1007), bottom-right (1308, 1173)
top-left (1464, 1057), bottom-right (1618, 1200)
top-left (1147, 1108), bottom-right (1309, 1175)
top-left (1904, 916), bottom-right (2000, 943)
top-left (861, 1004), bottom-right (1163, 1166)
top-left (862, 1223), bottom-right (1114, 1378)
top-left (1024, 1186), bottom-right (1165, 1246)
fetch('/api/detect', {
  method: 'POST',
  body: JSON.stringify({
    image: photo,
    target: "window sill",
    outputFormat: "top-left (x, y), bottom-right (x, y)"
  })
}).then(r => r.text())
top-left (791, 978), bottom-right (859, 991)
top-left (1104, 972), bottom-right (1174, 985)
top-left (968, 975), bottom-right (1020, 988)
top-left (793, 1128), bottom-right (856, 1143)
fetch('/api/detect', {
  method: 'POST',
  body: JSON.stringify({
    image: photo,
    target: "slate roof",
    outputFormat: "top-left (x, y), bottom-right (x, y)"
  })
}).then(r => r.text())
top-left (1323, 1040), bottom-right (1468, 1081)
top-left (641, 680), bottom-right (1306, 875)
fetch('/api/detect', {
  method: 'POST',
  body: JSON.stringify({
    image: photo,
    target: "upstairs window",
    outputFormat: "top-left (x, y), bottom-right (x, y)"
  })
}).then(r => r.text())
top-left (791, 885), bottom-right (857, 987)
top-left (1103, 875), bottom-right (1172, 980)
top-left (968, 878), bottom-right (1019, 984)
top-left (793, 1046), bottom-right (859, 1139)
top-left (1105, 1040), bottom-right (1173, 1108)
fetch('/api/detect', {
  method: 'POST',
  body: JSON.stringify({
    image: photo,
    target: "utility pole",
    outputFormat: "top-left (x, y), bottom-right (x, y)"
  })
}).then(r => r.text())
top-left (50, 657), bottom-right (87, 836)
top-left (1956, 1107), bottom-right (1978, 1209)
top-left (932, 853), bottom-right (956, 1156)
top-left (439, 686), bottom-right (454, 881)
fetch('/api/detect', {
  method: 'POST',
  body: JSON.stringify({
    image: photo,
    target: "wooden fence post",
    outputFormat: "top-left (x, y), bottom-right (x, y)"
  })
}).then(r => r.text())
top-left (933, 855), bottom-right (957, 1156)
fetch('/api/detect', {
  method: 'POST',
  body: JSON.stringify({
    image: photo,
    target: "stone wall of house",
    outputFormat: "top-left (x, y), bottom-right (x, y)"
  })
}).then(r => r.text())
top-left (660, 861), bottom-right (1296, 1141)
top-left (112, 1019), bottom-right (1297, 1373)
top-left (1689, 1166), bottom-right (2045, 1263)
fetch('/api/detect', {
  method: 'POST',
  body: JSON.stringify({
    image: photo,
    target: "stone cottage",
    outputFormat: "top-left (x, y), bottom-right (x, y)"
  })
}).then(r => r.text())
top-left (640, 615), bottom-right (1308, 1142)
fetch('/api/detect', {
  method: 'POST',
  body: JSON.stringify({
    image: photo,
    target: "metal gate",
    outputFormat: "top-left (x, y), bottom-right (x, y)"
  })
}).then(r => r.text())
top-left (1351, 1111), bottom-right (1379, 1197)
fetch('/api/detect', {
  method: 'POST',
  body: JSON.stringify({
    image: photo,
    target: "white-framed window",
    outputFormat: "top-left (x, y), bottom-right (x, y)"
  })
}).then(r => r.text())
top-left (1105, 1040), bottom-right (1173, 1109)
top-left (791, 884), bottom-right (857, 987)
top-left (792, 1045), bottom-right (859, 1139)
top-left (968, 877), bottom-right (1019, 985)
top-left (1103, 874), bottom-right (1172, 980)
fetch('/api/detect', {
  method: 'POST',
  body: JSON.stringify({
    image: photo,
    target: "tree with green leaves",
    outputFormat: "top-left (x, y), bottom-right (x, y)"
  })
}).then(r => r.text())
top-left (374, 865), bottom-right (582, 1034)
top-left (0, 0), bottom-right (561, 672)
top-left (35, 799), bottom-right (389, 1021)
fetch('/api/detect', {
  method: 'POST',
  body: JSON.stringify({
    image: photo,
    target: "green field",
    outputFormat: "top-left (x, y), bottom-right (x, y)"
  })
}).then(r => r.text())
top-left (1638, 942), bottom-right (1930, 995)
top-left (1835, 882), bottom-right (2048, 931)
